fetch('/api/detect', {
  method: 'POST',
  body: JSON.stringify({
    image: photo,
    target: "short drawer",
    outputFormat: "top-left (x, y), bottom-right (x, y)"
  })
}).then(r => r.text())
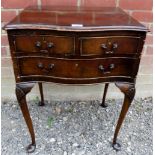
top-left (18, 57), bottom-right (139, 79)
top-left (80, 36), bottom-right (140, 56)
top-left (14, 35), bottom-right (75, 55)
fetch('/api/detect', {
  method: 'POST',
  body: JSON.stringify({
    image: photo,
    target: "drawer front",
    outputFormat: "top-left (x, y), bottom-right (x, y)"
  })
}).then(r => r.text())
top-left (14, 35), bottom-right (75, 55)
top-left (18, 57), bottom-right (138, 79)
top-left (80, 36), bottom-right (140, 56)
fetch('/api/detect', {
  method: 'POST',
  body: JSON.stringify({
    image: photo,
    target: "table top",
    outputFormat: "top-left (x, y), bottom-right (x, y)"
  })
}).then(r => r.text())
top-left (4, 6), bottom-right (147, 31)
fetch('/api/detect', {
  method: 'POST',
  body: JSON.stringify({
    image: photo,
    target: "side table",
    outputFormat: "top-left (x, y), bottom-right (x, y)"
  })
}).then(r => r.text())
top-left (4, 6), bottom-right (148, 153)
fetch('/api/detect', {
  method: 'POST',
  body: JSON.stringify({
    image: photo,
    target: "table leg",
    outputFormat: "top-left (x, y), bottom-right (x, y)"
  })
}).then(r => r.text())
top-left (101, 83), bottom-right (109, 107)
top-left (112, 82), bottom-right (135, 151)
top-left (16, 82), bottom-right (36, 153)
top-left (38, 82), bottom-right (45, 106)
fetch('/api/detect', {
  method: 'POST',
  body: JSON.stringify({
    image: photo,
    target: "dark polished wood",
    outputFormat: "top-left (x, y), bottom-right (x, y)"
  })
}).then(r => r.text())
top-left (14, 35), bottom-right (75, 55)
top-left (101, 83), bottom-right (109, 107)
top-left (38, 82), bottom-right (45, 106)
top-left (16, 82), bottom-right (36, 153)
top-left (113, 83), bottom-right (135, 151)
top-left (18, 57), bottom-right (139, 79)
top-left (4, 6), bottom-right (147, 153)
top-left (80, 36), bottom-right (140, 56)
top-left (4, 6), bottom-right (147, 32)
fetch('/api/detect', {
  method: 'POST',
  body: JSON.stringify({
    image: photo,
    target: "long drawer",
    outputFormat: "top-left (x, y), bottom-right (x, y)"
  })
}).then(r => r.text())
top-left (17, 57), bottom-right (139, 79)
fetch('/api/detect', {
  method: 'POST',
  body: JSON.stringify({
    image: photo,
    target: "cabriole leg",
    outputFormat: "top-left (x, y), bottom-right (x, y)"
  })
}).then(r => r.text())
top-left (101, 83), bottom-right (109, 107)
top-left (112, 82), bottom-right (135, 151)
top-left (16, 82), bottom-right (36, 153)
top-left (38, 82), bottom-right (45, 106)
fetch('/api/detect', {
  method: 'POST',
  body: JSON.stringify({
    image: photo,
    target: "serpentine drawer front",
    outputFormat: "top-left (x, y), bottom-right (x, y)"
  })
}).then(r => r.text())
top-left (4, 6), bottom-right (147, 153)
top-left (18, 57), bottom-right (138, 78)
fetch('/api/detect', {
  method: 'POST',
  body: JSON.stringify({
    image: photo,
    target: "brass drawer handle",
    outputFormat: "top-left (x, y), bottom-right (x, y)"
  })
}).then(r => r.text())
top-left (47, 42), bottom-right (54, 48)
top-left (37, 62), bottom-right (44, 68)
top-left (109, 63), bottom-right (115, 69)
top-left (101, 44), bottom-right (107, 49)
top-left (35, 41), bottom-right (54, 50)
top-left (48, 64), bottom-right (55, 69)
top-left (98, 64), bottom-right (115, 74)
top-left (98, 64), bottom-right (105, 71)
top-left (37, 63), bottom-right (55, 74)
top-left (113, 43), bottom-right (118, 49)
top-left (105, 51), bottom-right (114, 54)
top-left (101, 42), bottom-right (118, 54)
top-left (35, 41), bottom-right (41, 48)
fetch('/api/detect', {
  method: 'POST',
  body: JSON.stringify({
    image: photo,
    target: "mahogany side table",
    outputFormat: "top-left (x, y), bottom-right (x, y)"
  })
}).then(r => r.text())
top-left (4, 6), bottom-right (148, 153)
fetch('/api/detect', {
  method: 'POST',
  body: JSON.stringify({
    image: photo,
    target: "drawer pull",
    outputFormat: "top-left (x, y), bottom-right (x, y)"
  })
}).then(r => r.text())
top-left (49, 64), bottom-right (55, 69)
top-left (106, 51), bottom-right (113, 54)
top-left (37, 63), bottom-right (44, 68)
top-left (35, 41), bottom-right (41, 48)
top-left (113, 43), bottom-right (118, 49)
top-left (101, 42), bottom-right (118, 54)
top-left (98, 64), bottom-right (115, 74)
top-left (101, 44), bottom-right (107, 49)
top-left (109, 63), bottom-right (115, 69)
top-left (98, 64), bottom-right (105, 71)
top-left (37, 63), bottom-right (55, 74)
top-left (47, 42), bottom-right (54, 48)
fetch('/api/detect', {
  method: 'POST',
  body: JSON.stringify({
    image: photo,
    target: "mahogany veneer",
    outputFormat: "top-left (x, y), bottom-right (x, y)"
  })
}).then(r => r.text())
top-left (4, 6), bottom-right (148, 153)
